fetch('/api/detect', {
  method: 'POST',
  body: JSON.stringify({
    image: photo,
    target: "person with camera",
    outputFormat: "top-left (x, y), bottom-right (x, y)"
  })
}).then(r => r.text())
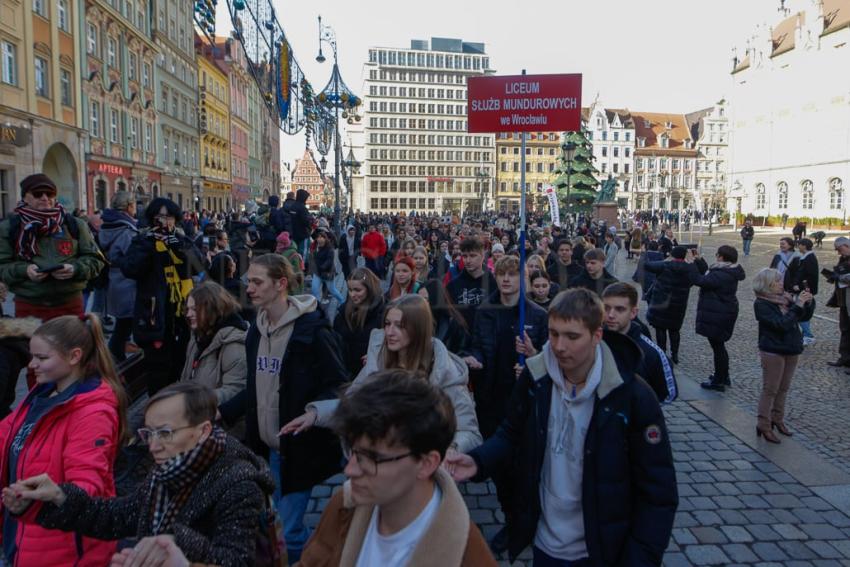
top-left (825, 237), bottom-right (850, 367)
top-left (120, 198), bottom-right (204, 396)
top-left (752, 268), bottom-right (814, 443)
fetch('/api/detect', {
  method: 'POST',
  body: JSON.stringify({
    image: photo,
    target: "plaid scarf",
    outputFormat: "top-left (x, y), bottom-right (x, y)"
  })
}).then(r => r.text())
top-left (149, 426), bottom-right (226, 535)
top-left (13, 202), bottom-right (68, 261)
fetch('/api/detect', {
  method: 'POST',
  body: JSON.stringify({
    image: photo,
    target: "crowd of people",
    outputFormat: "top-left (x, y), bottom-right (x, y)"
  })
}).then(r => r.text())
top-left (0, 172), bottom-right (838, 566)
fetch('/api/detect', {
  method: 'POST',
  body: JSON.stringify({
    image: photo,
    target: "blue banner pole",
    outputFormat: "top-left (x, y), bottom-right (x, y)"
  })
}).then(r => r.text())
top-left (518, 69), bottom-right (527, 366)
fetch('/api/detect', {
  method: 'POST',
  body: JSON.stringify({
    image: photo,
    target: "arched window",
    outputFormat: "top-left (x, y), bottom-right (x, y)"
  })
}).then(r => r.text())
top-left (801, 180), bottom-right (814, 209)
top-left (755, 183), bottom-right (766, 209)
top-left (777, 181), bottom-right (788, 209)
top-left (830, 178), bottom-right (843, 210)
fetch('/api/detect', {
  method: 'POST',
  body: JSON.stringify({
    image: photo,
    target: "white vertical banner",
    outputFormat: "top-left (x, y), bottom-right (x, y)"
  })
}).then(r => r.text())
top-left (544, 184), bottom-right (560, 226)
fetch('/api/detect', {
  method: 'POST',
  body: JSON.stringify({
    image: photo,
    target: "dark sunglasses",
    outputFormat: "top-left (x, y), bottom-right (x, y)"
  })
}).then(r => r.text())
top-left (30, 190), bottom-right (55, 199)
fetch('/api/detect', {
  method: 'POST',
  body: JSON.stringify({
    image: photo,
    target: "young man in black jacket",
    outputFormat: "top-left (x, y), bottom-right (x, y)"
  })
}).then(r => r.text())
top-left (446, 237), bottom-right (497, 330)
top-left (547, 239), bottom-right (582, 289)
top-left (219, 253), bottom-right (348, 563)
top-left (792, 238), bottom-right (818, 345)
top-left (464, 255), bottom-right (549, 555)
top-left (447, 288), bottom-right (677, 565)
top-left (601, 282), bottom-right (678, 403)
top-left (568, 248), bottom-right (618, 297)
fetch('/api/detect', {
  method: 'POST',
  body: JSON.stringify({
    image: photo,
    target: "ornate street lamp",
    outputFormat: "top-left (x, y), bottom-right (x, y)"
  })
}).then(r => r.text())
top-left (319, 155), bottom-right (327, 172)
top-left (561, 141), bottom-right (576, 207)
top-left (316, 15), bottom-right (360, 234)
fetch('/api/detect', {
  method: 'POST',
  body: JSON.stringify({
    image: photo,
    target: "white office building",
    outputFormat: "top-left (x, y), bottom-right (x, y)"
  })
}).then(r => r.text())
top-left (361, 37), bottom-right (495, 214)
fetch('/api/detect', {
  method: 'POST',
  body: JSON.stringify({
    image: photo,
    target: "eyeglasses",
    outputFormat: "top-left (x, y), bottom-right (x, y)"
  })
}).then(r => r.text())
top-left (342, 443), bottom-right (413, 476)
top-left (153, 214), bottom-right (171, 221)
top-left (30, 190), bottom-right (54, 199)
top-left (137, 424), bottom-right (196, 445)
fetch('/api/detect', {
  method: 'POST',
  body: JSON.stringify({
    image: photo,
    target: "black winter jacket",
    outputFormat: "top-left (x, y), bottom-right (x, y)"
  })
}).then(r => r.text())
top-left (470, 331), bottom-right (677, 564)
top-left (690, 258), bottom-right (746, 342)
top-left (219, 309), bottom-right (348, 494)
top-left (568, 269), bottom-right (618, 297)
top-left (119, 231), bottom-right (204, 344)
top-left (310, 245), bottom-right (336, 279)
top-left (37, 435), bottom-right (274, 567)
top-left (284, 190), bottom-right (312, 242)
top-left (644, 260), bottom-right (696, 330)
top-left (740, 226), bottom-right (755, 240)
top-left (468, 293), bottom-right (548, 437)
top-left (626, 322), bottom-right (677, 403)
top-left (790, 252), bottom-right (819, 295)
top-left (754, 298), bottom-right (812, 355)
top-left (547, 261), bottom-right (582, 289)
top-left (333, 298), bottom-right (385, 378)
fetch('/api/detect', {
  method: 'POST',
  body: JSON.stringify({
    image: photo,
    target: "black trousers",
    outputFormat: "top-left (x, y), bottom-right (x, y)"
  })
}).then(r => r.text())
top-left (108, 317), bottom-right (133, 362)
top-left (840, 305), bottom-right (850, 362)
top-left (708, 337), bottom-right (730, 382)
top-left (654, 327), bottom-right (680, 356)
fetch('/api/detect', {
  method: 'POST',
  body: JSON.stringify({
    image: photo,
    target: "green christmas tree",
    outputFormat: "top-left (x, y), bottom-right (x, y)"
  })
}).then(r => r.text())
top-left (552, 128), bottom-right (599, 211)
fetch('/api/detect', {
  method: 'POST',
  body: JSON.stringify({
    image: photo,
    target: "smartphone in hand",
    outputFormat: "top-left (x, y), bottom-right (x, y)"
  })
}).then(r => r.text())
top-left (37, 264), bottom-right (63, 274)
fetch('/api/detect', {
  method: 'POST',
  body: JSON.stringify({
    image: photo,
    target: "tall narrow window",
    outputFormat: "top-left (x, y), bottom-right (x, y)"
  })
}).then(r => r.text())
top-left (107, 38), bottom-right (116, 68)
top-left (34, 57), bottom-right (48, 97)
top-left (33, 0), bottom-right (47, 17)
top-left (57, 0), bottom-right (69, 31)
top-left (830, 178), bottom-right (844, 210)
top-left (87, 23), bottom-right (98, 55)
top-left (777, 181), bottom-right (788, 209)
top-left (90, 101), bottom-right (100, 138)
top-left (755, 183), bottom-right (766, 209)
top-left (801, 180), bottom-right (814, 209)
top-left (1, 42), bottom-right (17, 86)
top-left (110, 109), bottom-right (119, 143)
top-left (130, 117), bottom-right (139, 148)
top-left (60, 69), bottom-right (71, 106)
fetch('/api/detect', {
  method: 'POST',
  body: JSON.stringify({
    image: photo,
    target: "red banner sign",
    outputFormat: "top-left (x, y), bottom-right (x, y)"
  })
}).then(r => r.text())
top-left (467, 74), bottom-right (582, 133)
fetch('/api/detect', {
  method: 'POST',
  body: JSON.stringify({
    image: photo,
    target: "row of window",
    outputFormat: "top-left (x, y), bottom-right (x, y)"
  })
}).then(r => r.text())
top-left (157, 5), bottom-right (191, 55)
top-left (369, 117), bottom-right (468, 131)
top-left (161, 130), bottom-right (197, 169)
top-left (500, 147), bottom-right (559, 156)
top-left (368, 180), bottom-right (488, 194)
top-left (368, 101), bottom-right (467, 116)
top-left (232, 156), bottom-right (248, 180)
top-left (368, 70), bottom-right (468, 85)
top-left (368, 133), bottom-right (491, 147)
top-left (89, 101), bottom-right (153, 153)
top-left (636, 158), bottom-right (696, 170)
top-left (755, 179), bottom-right (844, 210)
top-left (588, 130), bottom-right (632, 142)
top-left (635, 174), bottom-right (693, 190)
top-left (203, 146), bottom-right (229, 175)
top-left (368, 85), bottom-right (466, 100)
top-left (500, 162), bottom-right (557, 174)
top-left (369, 149), bottom-right (491, 162)
top-left (498, 182), bottom-right (555, 194)
top-left (369, 165), bottom-right (489, 177)
top-left (33, 0), bottom-right (72, 32)
top-left (86, 23), bottom-right (154, 89)
top-left (160, 85), bottom-right (195, 127)
top-left (370, 197), bottom-right (437, 211)
top-left (369, 50), bottom-right (489, 72)
top-left (158, 49), bottom-right (196, 89)
top-left (2, 43), bottom-right (73, 106)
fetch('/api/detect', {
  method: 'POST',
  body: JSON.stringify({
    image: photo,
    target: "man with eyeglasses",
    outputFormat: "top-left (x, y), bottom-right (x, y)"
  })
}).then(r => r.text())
top-left (296, 369), bottom-right (497, 567)
top-left (5, 382), bottom-right (275, 567)
top-left (0, 173), bottom-right (105, 323)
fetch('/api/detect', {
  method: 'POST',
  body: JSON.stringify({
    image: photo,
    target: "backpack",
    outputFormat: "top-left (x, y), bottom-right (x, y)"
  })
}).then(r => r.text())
top-left (255, 493), bottom-right (287, 567)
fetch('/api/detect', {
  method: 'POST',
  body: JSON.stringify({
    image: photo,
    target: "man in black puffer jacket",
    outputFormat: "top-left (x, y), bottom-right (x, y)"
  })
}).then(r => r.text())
top-left (644, 246), bottom-right (698, 363)
top-left (448, 289), bottom-right (677, 565)
top-left (285, 190), bottom-right (313, 257)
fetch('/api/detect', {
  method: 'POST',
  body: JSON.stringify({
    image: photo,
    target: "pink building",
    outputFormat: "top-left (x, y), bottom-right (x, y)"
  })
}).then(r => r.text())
top-left (215, 36), bottom-right (250, 207)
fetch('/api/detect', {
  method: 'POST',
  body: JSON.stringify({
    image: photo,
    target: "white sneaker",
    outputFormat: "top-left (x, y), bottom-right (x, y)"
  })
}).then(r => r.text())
top-left (803, 336), bottom-right (815, 346)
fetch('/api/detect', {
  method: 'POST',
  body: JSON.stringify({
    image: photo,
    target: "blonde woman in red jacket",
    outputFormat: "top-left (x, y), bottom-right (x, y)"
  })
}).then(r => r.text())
top-left (0, 314), bottom-right (126, 566)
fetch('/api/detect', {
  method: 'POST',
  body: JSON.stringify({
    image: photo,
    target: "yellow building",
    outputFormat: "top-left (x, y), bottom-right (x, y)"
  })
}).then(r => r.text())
top-left (195, 34), bottom-right (230, 212)
top-left (0, 0), bottom-right (85, 212)
top-left (495, 132), bottom-right (563, 213)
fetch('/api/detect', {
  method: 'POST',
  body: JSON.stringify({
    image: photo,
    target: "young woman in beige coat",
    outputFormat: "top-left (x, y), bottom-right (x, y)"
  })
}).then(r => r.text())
top-left (181, 281), bottom-right (247, 406)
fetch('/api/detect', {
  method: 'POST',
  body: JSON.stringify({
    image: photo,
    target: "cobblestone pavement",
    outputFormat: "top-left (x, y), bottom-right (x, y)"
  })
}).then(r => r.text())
top-left (617, 228), bottom-right (850, 475)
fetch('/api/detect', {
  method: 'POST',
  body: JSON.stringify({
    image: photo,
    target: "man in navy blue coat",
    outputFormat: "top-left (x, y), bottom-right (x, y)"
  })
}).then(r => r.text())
top-left (447, 288), bottom-right (677, 566)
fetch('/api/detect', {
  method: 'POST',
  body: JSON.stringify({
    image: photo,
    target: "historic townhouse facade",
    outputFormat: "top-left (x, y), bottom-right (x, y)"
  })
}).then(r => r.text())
top-left (152, 0), bottom-right (198, 210)
top-left (584, 105), bottom-right (636, 207)
top-left (686, 101), bottom-right (729, 211)
top-left (83, 0), bottom-right (159, 211)
top-left (195, 34), bottom-right (230, 212)
top-left (1, 0), bottom-right (86, 212)
top-left (292, 148), bottom-right (325, 211)
top-left (728, 0), bottom-right (850, 221)
top-left (362, 37), bottom-right (495, 214)
top-left (631, 111), bottom-right (698, 211)
top-left (215, 36), bottom-right (249, 208)
top-left (494, 132), bottom-right (562, 213)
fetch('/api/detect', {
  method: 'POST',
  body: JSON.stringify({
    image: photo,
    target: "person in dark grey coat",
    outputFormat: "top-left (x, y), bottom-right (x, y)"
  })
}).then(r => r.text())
top-left (97, 192), bottom-right (139, 361)
top-left (689, 245), bottom-right (746, 391)
top-left (644, 246), bottom-right (697, 364)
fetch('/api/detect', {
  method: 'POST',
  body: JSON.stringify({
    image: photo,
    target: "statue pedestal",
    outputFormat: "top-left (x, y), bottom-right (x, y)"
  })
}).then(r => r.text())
top-left (593, 202), bottom-right (619, 227)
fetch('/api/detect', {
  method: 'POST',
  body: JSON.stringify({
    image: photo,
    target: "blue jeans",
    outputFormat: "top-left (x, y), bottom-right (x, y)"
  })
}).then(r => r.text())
top-left (800, 320), bottom-right (813, 338)
top-left (269, 450), bottom-right (312, 562)
top-left (742, 239), bottom-right (752, 256)
top-left (533, 547), bottom-right (591, 567)
top-left (311, 275), bottom-right (346, 304)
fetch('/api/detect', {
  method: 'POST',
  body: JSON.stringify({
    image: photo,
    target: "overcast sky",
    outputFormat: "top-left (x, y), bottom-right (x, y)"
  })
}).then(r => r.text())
top-left (216, 0), bottom-right (786, 167)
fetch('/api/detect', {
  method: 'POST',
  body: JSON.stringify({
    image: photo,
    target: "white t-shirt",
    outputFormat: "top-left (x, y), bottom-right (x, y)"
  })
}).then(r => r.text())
top-left (355, 485), bottom-right (442, 567)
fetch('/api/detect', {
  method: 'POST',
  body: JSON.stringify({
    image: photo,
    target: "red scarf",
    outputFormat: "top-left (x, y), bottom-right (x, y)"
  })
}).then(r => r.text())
top-left (13, 202), bottom-right (68, 261)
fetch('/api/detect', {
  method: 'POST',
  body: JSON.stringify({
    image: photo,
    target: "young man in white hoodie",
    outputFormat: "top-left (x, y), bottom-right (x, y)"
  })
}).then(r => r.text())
top-left (219, 253), bottom-right (348, 563)
top-left (447, 288), bottom-right (677, 566)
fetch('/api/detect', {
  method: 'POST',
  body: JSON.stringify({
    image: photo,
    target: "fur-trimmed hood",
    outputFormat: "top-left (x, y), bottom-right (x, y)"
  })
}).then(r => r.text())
top-left (0, 317), bottom-right (41, 340)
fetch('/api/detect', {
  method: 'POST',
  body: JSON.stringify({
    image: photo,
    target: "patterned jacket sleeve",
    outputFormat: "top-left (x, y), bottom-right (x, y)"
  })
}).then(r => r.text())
top-left (36, 482), bottom-right (140, 541)
top-left (171, 479), bottom-right (265, 567)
